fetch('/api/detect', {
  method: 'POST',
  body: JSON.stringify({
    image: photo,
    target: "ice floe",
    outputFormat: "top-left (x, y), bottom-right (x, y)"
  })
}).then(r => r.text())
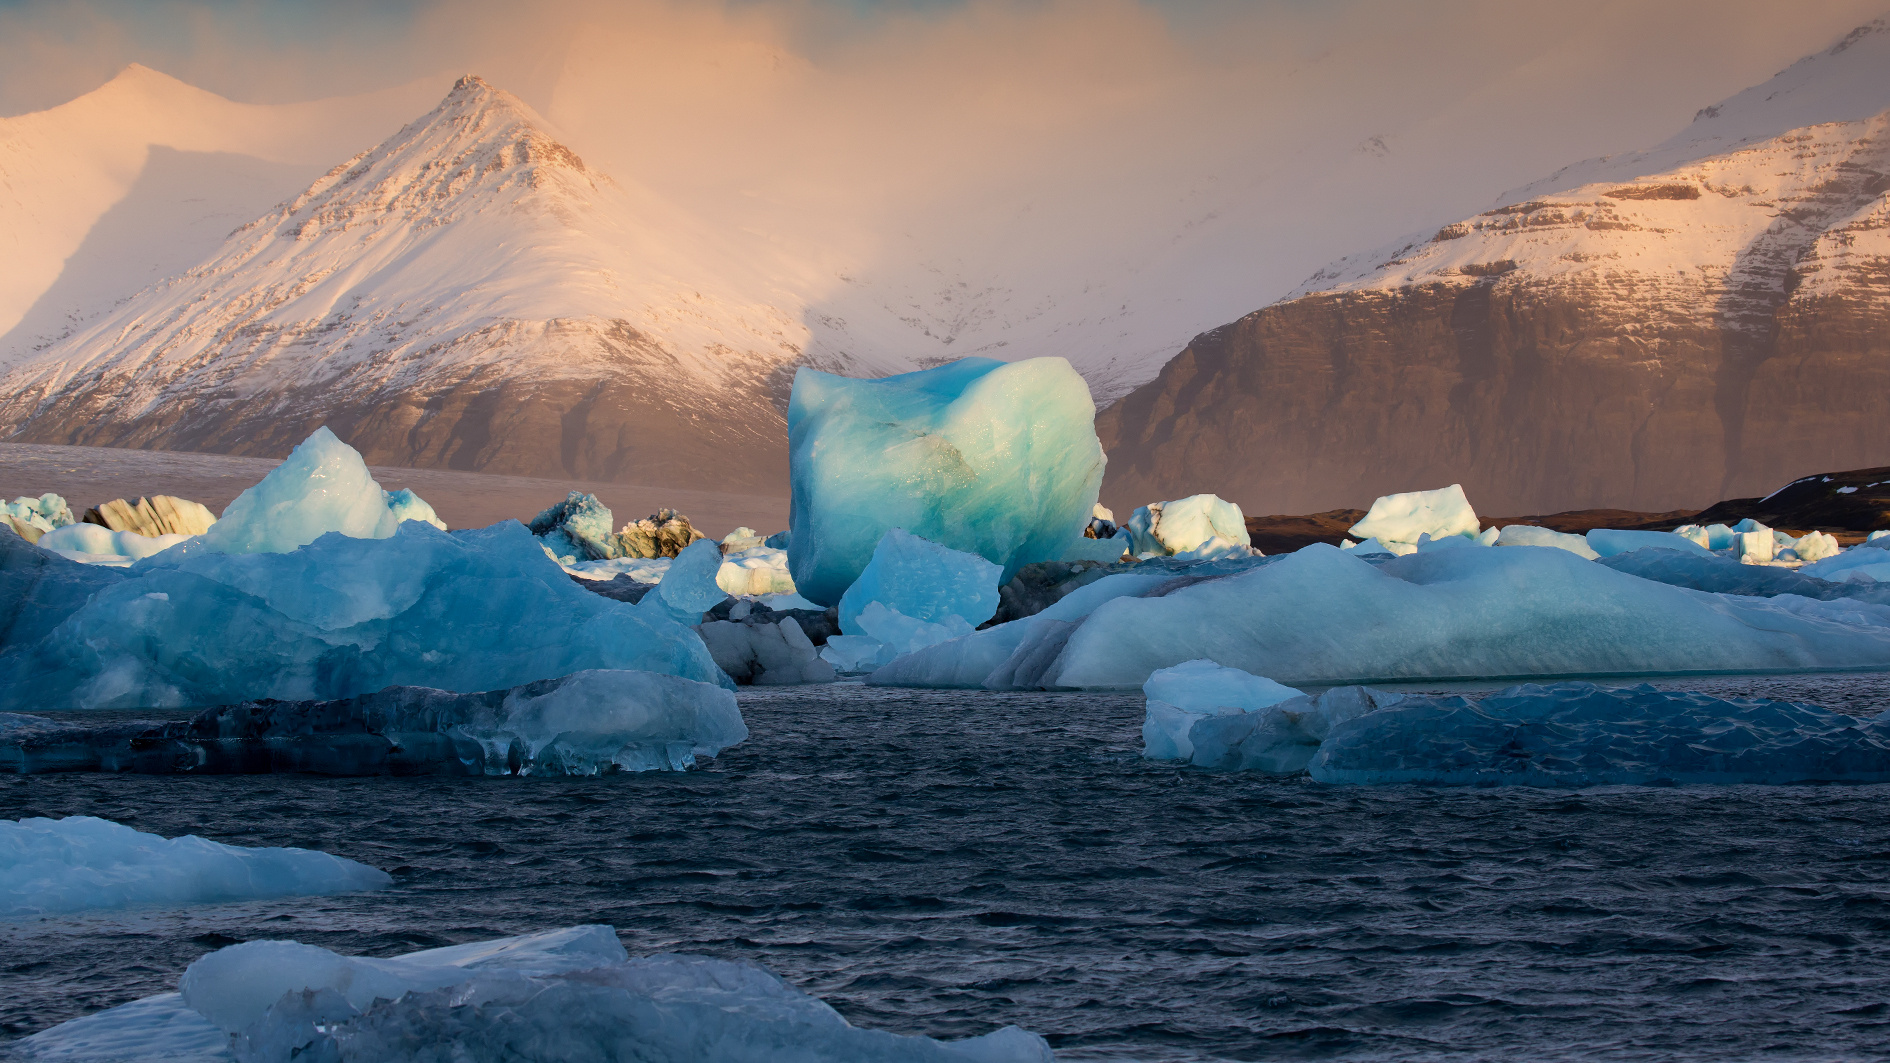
top-left (1309, 681), bottom-right (1890, 786)
top-left (1348, 484), bottom-right (1479, 548)
top-left (1124, 494), bottom-right (1252, 559)
top-left (822, 529), bottom-right (1004, 672)
top-left (786, 357), bottom-right (1105, 606)
top-left (1, 815), bottom-right (389, 918)
top-left (14, 927), bottom-right (1052, 1063)
top-left (0, 668), bottom-right (747, 775)
top-left (0, 520), bottom-right (730, 711)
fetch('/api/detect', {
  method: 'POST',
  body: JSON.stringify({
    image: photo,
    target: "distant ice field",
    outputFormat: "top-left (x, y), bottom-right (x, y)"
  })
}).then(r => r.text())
top-left (5, 678), bottom-right (1890, 1061)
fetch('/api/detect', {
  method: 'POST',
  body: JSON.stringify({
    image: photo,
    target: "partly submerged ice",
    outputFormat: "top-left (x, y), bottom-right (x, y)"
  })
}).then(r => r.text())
top-left (0, 816), bottom-right (389, 918)
top-left (0, 520), bottom-right (730, 711)
top-left (786, 357), bottom-right (1105, 606)
top-left (1309, 682), bottom-right (1890, 786)
top-left (881, 544), bottom-right (1890, 691)
top-left (1139, 659), bottom-right (1303, 761)
top-left (15, 926), bottom-right (1052, 1063)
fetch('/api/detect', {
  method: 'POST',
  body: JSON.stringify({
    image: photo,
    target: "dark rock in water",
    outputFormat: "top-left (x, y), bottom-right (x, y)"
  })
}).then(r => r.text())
top-left (988, 561), bottom-right (1111, 627)
top-left (0, 670), bottom-right (746, 776)
top-left (575, 573), bottom-right (657, 604)
top-left (1599, 547), bottom-right (1890, 604)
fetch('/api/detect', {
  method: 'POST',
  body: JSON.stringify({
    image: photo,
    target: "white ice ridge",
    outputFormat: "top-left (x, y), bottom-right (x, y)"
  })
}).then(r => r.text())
top-left (787, 357), bottom-right (1104, 606)
top-left (14, 926), bottom-right (1053, 1063)
top-left (0, 816), bottom-right (389, 919)
top-left (877, 544), bottom-right (1890, 690)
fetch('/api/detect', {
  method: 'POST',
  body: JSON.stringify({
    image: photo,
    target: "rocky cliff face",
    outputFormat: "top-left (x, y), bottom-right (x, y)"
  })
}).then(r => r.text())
top-left (1099, 23), bottom-right (1890, 516)
top-left (0, 77), bottom-right (803, 491)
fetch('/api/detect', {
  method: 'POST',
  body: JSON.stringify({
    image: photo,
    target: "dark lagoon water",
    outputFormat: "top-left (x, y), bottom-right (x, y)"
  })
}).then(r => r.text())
top-left (6, 676), bottom-right (1890, 1061)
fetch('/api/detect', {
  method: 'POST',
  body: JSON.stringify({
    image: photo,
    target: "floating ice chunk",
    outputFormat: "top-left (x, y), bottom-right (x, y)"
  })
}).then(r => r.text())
top-left (1349, 484), bottom-right (1478, 545)
top-left (720, 526), bottom-right (768, 553)
top-left (637, 538), bottom-right (729, 625)
top-left (0, 521), bottom-right (730, 711)
top-left (1309, 681), bottom-right (1890, 786)
top-left (529, 491), bottom-right (614, 563)
top-left (1791, 529), bottom-right (1837, 563)
top-left (786, 357), bottom-right (1105, 606)
top-left (1189, 686), bottom-right (1405, 773)
top-left (1599, 547), bottom-right (1890, 604)
top-left (870, 571), bottom-right (1179, 689)
top-left (381, 488), bottom-right (445, 530)
top-left (1672, 523), bottom-right (1738, 550)
top-left (1343, 536), bottom-right (1406, 556)
top-left (5, 493), bottom-right (74, 539)
top-left (0, 670), bottom-right (745, 775)
top-left (35, 525), bottom-right (193, 567)
top-left (1027, 544), bottom-right (1890, 690)
top-left (1803, 537), bottom-right (1890, 584)
top-left (198, 428), bottom-right (400, 554)
top-left (0, 816), bottom-right (389, 918)
top-left (698, 618), bottom-right (835, 685)
top-left (1124, 494), bottom-right (1251, 558)
top-left (838, 529), bottom-right (1002, 636)
top-left (1140, 659), bottom-right (1303, 761)
top-left (716, 544), bottom-right (797, 596)
top-left (1585, 528), bottom-right (1715, 558)
top-left (1496, 525), bottom-right (1599, 559)
top-left (22, 927), bottom-right (1054, 1063)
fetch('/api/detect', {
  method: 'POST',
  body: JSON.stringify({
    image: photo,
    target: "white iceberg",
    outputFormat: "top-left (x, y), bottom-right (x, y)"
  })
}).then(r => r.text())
top-left (381, 488), bottom-right (446, 530)
top-left (16, 927), bottom-right (1052, 1063)
top-left (716, 543), bottom-right (797, 596)
top-left (199, 428), bottom-right (411, 555)
top-left (1348, 484), bottom-right (1479, 546)
top-left (1124, 494), bottom-right (1251, 558)
top-left (1, 816), bottom-right (389, 918)
top-left (0, 521), bottom-right (730, 711)
top-left (1308, 681), bottom-right (1890, 786)
top-left (786, 357), bottom-right (1105, 606)
top-left (992, 544), bottom-right (1890, 689)
top-left (35, 524), bottom-right (195, 567)
top-left (5, 493), bottom-right (75, 537)
top-left (1495, 525), bottom-right (1601, 559)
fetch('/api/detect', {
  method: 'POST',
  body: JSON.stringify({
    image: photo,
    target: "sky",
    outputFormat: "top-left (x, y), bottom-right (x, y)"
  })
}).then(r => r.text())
top-left (3, 0), bottom-right (1887, 389)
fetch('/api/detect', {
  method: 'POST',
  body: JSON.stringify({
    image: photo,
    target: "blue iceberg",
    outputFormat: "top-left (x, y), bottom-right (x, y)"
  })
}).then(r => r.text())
top-left (1, 815), bottom-right (389, 918)
top-left (0, 521), bottom-right (730, 711)
top-left (786, 357), bottom-right (1105, 606)
top-left (1308, 682), bottom-right (1890, 786)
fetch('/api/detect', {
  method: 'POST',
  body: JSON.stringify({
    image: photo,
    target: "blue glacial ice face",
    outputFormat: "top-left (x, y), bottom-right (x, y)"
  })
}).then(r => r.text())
top-left (0, 532), bottom-right (127, 647)
top-left (1139, 659), bottom-right (1303, 761)
top-left (1308, 681), bottom-right (1890, 786)
top-left (382, 489), bottom-right (446, 530)
top-left (1585, 527), bottom-right (1714, 558)
top-left (638, 538), bottom-right (730, 625)
top-left (199, 428), bottom-right (409, 554)
top-left (0, 521), bottom-right (731, 711)
top-left (1, 815), bottom-right (389, 918)
top-left (1348, 484), bottom-right (1479, 546)
top-left (786, 357), bottom-right (1105, 606)
top-left (838, 529), bottom-right (1002, 635)
top-left (20, 927), bottom-right (1054, 1063)
top-left (1008, 543), bottom-right (1890, 690)
top-left (1599, 548), bottom-right (1890, 604)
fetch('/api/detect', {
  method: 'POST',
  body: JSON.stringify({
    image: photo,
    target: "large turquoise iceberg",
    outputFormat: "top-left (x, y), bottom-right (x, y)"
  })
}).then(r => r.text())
top-left (786, 357), bottom-right (1105, 606)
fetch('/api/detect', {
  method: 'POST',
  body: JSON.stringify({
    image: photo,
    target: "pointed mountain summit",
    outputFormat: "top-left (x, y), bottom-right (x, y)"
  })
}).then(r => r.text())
top-left (1099, 19), bottom-right (1890, 517)
top-left (0, 76), bottom-right (808, 490)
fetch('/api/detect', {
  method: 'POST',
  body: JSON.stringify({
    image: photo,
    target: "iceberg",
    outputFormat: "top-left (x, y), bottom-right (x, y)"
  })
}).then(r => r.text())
top-left (786, 357), bottom-right (1105, 606)
top-left (1584, 527), bottom-right (1715, 558)
top-left (820, 530), bottom-right (1003, 671)
top-left (1599, 548), bottom-right (1890, 604)
top-left (16, 927), bottom-right (1053, 1063)
top-left (199, 428), bottom-right (410, 554)
top-left (1308, 681), bottom-right (1890, 786)
top-left (0, 521), bottom-right (730, 711)
top-left (1349, 484), bottom-right (1479, 546)
top-left (381, 488), bottom-right (446, 530)
top-left (716, 543), bottom-right (797, 596)
top-left (637, 538), bottom-right (729, 626)
top-left (5, 493), bottom-right (76, 541)
top-left (0, 669), bottom-right (747, 775)
top-left (34, 524), bottom-right (195, 567)
top-left (1124, 494), bottom-right (1251, 558)
top-left (1495, 525), bottom-right (1599, 559)
top-left (698, 618), bottom-right (836, 686)
top-left (1803, 537), bottom-right (1890, 584)
top-left (1004, 544), bottom-right (1890, 690)
top-left (1139, 659), bottom-right (1303, 761)
top-left (529, 491), bottom-right (615, 563)
top-left (1, 815), bottom-right (389, 918)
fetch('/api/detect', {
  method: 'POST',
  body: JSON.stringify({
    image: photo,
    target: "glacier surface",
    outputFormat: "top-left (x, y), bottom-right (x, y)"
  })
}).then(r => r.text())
top-left (0, 520), bottom-right (730, 711)
top-left (1309, 682), bottom-right (1890, 786)
top-left (1, 815), bottom-right (389, 918)
top-left (786, 357), bottom-right (1105, 606)
top-left (15, 926), bottom-right (1052, 1063)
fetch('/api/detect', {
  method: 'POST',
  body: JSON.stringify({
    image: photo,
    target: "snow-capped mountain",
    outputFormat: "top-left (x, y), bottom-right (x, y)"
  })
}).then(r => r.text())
top-left (1099, 19), bottom-right (1890, 517)
top-left (0, 77), bottom-right (813, 490)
